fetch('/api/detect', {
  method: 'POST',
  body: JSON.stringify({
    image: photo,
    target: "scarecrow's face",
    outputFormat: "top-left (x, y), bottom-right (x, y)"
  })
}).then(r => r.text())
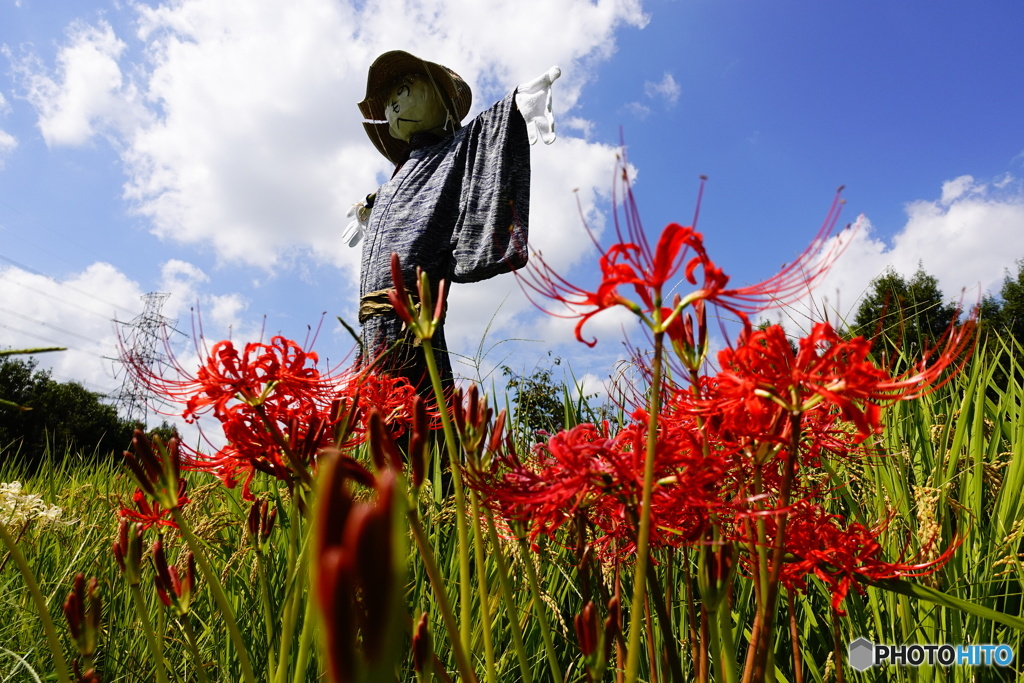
top-left (385, 74), bottom-right (448, 141)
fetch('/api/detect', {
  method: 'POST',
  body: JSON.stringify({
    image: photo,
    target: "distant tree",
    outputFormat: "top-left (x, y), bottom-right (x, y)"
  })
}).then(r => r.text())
top-left (997, 258), bottom-right (1024, 343)
top-left (502, 355), bottom-right (566, 439)
top-left (0, 356), bottom-right (134, 472)
top-left (852, 264), bottom-right (960, 360)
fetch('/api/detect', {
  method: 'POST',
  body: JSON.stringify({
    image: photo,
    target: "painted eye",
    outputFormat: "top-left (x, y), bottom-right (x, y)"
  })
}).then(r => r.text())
top-left (397, 84), bottom-right (410, 98)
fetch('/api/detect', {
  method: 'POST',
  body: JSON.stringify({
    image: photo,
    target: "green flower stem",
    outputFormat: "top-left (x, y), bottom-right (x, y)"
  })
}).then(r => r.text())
top-left (707, 603), bottom-right (738, 683)
top-left (275, 493), bottom-right (304, 683)
top-left (290, 590), bottom-right (317, 683)
top-left (644, 559), bottom-right (685, 682)
top-left (178, 615), bottom-right (212, 683)
top-left (128, 582), bottom-right (169, 683)
top-left (171, 508), bottom-right (256, 683)
top-left (625, 330), bottom-right (666, 683)
top-left (516, 536), bottom-right (563, 682)
top-left (468, 490), bottom-right (498, 683)
top-left (0, 519), bottom-right (73, 683)
top-left (254, 547), bottom-right (279, 675)
top-left (482, 507), bottom-right (533, 683)
top-left (408, 504), bottom-right (478, 683)
top-left (420, 335), bottom-right (473, 655)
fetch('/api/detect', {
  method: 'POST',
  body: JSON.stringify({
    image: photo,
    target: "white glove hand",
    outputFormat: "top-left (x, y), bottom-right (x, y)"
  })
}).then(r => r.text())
top-left (343, 200), bottom-right (370, 248)
top-left (515, 66), bottom-right (561, 145)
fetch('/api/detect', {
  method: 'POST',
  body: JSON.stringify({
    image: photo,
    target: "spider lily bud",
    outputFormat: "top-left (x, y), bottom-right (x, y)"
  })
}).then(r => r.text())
top-left (113, 519), bottom-right (145, 586)
top-left (408, 395), bottom-right (430, 488)
top-left (123, 430), bottom-right (182, 510)
top-left (574, 600), bottom-right (598, 657)
top-left (316, 459), bottom-right (405, 682)
top-left (698, 534), bottom-right (735, 611)
top-left (388, 252), bottom-right (415, 327)
top-left (411, 611), bottom-right (433, 674)
top-left (604, 592), bottom-right (621, 662)
top-left (153, 537), bottom-right (196, 617)
top-left (331, 394), bottom-right (361, 447)
top-left (368, 409), bottom-right (404, 472)
top-left (72, 660), bottom-right (101, 683)
top-left (247, 499), bottom-right (277, 548)
top-left (63, 573), bottom-right (101, 659)
top-left (452, 384), bottom-right (494, 465)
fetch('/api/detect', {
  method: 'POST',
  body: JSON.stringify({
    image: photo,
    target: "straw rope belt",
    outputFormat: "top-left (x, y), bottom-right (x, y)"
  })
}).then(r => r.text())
top-left (357, 288), bottom-right (448, 326)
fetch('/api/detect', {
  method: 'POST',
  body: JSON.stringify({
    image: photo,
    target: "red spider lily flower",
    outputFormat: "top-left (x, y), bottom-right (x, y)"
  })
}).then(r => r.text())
top-left (469, 418), bottom-right (725, 555)
top-left (120, 482), bottom-right (189, 531)
top-left (695, 319), bottom-right (975, 447)
top-left (517, 159), bottom-right (847, 346)
top-left (760, 501), bottom-right (960, 614)
top-left (344, 370), bottom-right (429, 441)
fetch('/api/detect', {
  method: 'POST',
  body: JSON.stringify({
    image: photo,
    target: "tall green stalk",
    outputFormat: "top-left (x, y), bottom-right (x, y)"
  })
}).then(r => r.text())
top-left (128, 582), bottom-right (170, 683)
top-left (482, 506), bottom-right (533, 683)
top-left (171, 508), bottom-right (256, 683)
top-left (421, 335), bottom-right (474, 655)
top-left (624, 330), bottom-right (666, 683)
top-left (0, 519), bottom-right (73, 683)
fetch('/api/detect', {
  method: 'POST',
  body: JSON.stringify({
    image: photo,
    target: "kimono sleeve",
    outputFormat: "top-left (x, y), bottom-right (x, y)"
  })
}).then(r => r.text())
top-left (447, 91), bottom-right (531, 283)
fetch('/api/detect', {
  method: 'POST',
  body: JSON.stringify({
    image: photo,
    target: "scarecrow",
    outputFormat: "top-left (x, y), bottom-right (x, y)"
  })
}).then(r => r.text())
top-left (346, 50), bottom-right (560, 393)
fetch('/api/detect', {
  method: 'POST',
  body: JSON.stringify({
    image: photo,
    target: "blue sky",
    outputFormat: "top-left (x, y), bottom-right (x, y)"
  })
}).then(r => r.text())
top-left (2, 0), bottom-right (1023, 430)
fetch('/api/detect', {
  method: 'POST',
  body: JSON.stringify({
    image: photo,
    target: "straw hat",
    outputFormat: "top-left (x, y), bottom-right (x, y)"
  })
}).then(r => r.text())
top-left (357, 50), bottom-right (473, 164)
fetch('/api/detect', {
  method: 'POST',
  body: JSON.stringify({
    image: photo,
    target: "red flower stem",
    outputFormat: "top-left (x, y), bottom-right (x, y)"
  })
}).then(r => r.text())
top-left (0, 519), bottom-right (73, 683)
top-left (420, 336), bottom-right (473, 655)
top-left (482, 506), bottom-right (534, 683)
top-left (625, 330), bottom-right (666, 683)
top-left (786, 592), bottom-right (803, 683)
top-left (753, 411), bottom-right (802, 682)
top-left (408, 505), bottom-right (479, 683)
top-left (171, 508), bottom-right (256, 683)
top-left (682, 549), bottom-right (701, 677)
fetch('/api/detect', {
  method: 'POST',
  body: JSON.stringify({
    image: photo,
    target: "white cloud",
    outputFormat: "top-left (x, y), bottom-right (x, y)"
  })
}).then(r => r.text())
top-left (0, 93), bottom-right (16, 167)
top-left (644, 72), bottom-right (680, 106)
top-left (12, 0), bottom-right (646, 274)
top-left (11, 20), bottom-right (149, 146)
top-left (778, 175), bottom-right (1024, 331)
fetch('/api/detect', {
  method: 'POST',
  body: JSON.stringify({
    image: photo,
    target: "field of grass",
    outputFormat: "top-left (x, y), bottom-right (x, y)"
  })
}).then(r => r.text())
top-left (2, 331), bottom-right (1023, 683)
